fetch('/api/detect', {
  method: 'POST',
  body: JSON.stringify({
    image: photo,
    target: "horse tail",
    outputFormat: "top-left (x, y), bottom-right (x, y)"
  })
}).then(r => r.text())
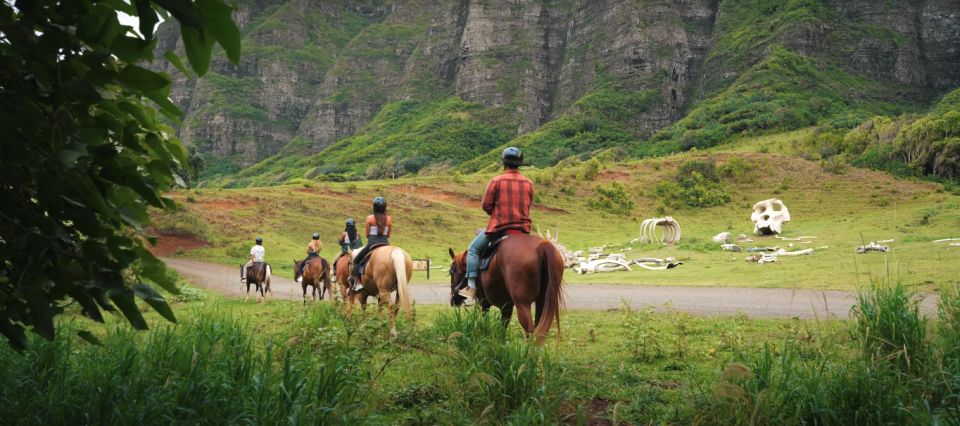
top-left (265, 264), bottom-right (272, 294)
top-left (391, 248), bottom-right (412, 318)
top-left (321, 258), bottom-right (332, 299)
top-left (534, 240), bottom-right (565, 345)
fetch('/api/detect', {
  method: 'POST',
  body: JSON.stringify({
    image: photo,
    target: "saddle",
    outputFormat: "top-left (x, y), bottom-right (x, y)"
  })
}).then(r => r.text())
top-left (478, 234), bottom-right (511, 272)
top-left (355, 243), bottom-right (388, 277)
top-left (247, 261), bottom-right (268, 282)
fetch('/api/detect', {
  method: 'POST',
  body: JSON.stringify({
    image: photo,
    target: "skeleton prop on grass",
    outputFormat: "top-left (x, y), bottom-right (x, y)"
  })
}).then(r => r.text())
top-left (639, 217), bottom-right (681, 244)
top-left (751, 198), bottom-right (791, 236)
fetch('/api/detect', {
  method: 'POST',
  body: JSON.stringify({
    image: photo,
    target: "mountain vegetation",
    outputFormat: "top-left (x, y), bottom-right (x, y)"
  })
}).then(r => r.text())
top-left (154, 0), bottom-right (959, 186)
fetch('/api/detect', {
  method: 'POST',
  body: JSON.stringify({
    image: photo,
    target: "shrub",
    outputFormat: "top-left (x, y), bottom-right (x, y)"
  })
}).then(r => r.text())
top-left (820, 155), bottom-right (848, 174)
top-left (589, 182), bottom-right (634, 214)
top-left (657, 159), bottom-right (731, 209)
top-left (718, 156), bottom-right (755, 181)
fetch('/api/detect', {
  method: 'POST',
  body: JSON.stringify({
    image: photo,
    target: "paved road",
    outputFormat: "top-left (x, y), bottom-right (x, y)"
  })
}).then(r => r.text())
top-left (163, 258), bottom-right (937, 319)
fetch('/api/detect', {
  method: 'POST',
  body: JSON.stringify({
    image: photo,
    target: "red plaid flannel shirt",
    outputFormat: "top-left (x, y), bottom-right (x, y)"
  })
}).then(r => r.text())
top-left (482, 169), bottom-right (534, 234)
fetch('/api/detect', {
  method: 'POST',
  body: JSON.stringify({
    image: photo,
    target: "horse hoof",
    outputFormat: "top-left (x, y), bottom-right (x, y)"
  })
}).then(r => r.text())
top-left (390, 328), bottom-right (398, 337)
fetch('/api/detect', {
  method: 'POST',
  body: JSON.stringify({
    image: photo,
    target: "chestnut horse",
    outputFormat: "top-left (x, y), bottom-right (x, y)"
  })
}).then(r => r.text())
top-left (352, 246), bottom-right (412, 336)
top-left (448, 234), bottom-right (564, 345)
top-left (241, 262), bottom-right (272, 303)
top-left (333, 252), bottom-right (353, 303)
top-left (293, 257), bottom-right (332, 302)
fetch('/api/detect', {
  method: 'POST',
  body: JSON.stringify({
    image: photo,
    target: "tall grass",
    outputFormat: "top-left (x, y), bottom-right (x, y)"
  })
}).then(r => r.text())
top-left (698, 281), bottom-right (960, 424)
top-left (430, 307), bottom-right (569, 424)
top-left (0, 311), bottom-right (364, 425)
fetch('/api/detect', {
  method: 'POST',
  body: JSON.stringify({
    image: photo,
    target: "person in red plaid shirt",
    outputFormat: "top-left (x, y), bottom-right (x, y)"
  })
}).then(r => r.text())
top-left (458, 146), bottom-right (533, 301)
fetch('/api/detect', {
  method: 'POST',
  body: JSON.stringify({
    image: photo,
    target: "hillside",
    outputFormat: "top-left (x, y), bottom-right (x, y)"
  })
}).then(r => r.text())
top-left (150, 0), bottom-right (960, 186)
top-left (152, 146), bottom-right (960, 291)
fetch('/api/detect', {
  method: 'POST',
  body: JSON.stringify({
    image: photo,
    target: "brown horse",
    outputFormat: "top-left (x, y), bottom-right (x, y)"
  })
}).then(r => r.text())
top-left (333, 252), bottom-right (353, 303)
top-left (448, 234), bottom-right (564, 345)
top-left (293, 257), bottom-right (332, 302)
top-left (352, 246), bottom-right (413, 336)
top-left (241, 262), bottom-right (272, 302)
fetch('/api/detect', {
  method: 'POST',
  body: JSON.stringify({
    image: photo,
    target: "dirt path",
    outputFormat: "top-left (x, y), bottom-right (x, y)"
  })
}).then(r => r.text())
top-left (163, 258), bottom-right (938, 319)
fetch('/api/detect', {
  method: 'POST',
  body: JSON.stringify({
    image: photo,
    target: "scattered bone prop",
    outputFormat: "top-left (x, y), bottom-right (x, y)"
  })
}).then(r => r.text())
top-left (721, 244), bottom-right (742, 252)
top-left (751, 198), bottom-right (791, 235)
top-left (856, 242), bottom-right (889, 254)
top-left (934, 238), bottom-right (960, 243)
top-left (713, 232), bottom-right (732, 244)
top-left (745, 247), bottom-right (814, 264)
top-left (775, 248), bottom-right (813, 256)
top-left (575, 258), bottom-right (633, 274)
top-left (745, 254), bottom-right (777, 264)
top-left (639, 217), bottom-right (681, 244)
top-left (774, 235), bottom-right (817, 241)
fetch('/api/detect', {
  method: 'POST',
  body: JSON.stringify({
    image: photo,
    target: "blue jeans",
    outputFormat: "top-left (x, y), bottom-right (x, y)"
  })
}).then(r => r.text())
top-left (466, 232), bottom-right (490, 285)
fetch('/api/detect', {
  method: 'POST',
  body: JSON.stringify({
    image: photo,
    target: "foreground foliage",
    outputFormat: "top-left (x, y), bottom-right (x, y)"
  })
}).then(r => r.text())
top-left (0, 0), bottom-right (239, 348)
top-left (1, 281), bottom-right (958, 424)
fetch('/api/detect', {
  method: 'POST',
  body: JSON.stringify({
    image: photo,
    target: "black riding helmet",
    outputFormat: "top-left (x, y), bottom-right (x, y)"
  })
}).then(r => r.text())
top-left (255, 237), bottom-right (263, 244)
top-left (502, 146), bottom-right (523, 168)
top-left (373, 196), bottom-right (387, 213)
top-left (346, 218), bottom-right (356, 227)
top-left (312, 232), bottom-right (320, 240)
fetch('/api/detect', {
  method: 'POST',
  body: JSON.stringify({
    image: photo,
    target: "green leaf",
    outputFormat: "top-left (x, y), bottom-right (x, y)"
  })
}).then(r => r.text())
top-left (109, 289), bottom-right (148, 330)
top-left (59, 149), bottom-right (85, 168)
top-left (118, 65), bottom-right (170, 92)
top-left (163, 50), bottom-right (191, 77)
top-left (69, 288), bottom-right (105, 323)
top-left (154, 0), bottom-right (202, 28)
top-left (197, 0), bottom-right (241, 64)
top-left (0, 318), bottom-right (27, 352)
top-left (111, 36), bottom-right (153, 62)
top-left (166, 138), bottom-right (190, 166)
top-left (134, 282), bottom-right (177, 323)
top-left (134, 0), bottom-right (159, 39)
top-left (136, 249), bottom-right (179, 293)
top-left (77, 330), bottom-right (103, 346)
top-left (180, 26), bottom-right (213, 76)
top-left (145, 90), bottom-right (183, 122)
top-left (24, 288), bottom-right (55, 340)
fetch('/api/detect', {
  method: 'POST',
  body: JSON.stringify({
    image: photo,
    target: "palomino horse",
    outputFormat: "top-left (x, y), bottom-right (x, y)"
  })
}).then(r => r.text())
top-left (293, 257), bottom-right (332, 302)
top-left (448, 234), bottom-right (564, 345)
top-left (351, 246), bottom-right (413, 336)
top-left (242, 262), bottom-right (272, 302)
top-left (333, 253), bottom-right (353, 303)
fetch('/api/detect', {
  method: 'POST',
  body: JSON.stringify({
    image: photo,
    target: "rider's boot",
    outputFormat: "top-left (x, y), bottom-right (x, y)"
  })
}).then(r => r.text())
top-left (457, 277), bottom-right (478, 301)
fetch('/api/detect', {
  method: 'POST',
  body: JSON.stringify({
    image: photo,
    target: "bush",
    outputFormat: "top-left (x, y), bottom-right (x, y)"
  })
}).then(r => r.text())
top-left (697, 281), bottom-right (960, 424)
top-left (718, 156), bottom-right (755, 181)
top-left (657, 159), bottom-right (731, 209)
top-left (588, 182), bottom-right (634, 214)
top-left (0, 311), bottom-right (365, 423)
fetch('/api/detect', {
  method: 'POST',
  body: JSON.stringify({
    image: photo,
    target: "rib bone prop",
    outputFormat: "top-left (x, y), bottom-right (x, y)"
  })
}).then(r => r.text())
top-left (639, 217), bottom-right (681, 244)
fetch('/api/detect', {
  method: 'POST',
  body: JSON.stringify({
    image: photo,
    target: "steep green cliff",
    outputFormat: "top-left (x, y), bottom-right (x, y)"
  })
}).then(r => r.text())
top-left (154, 0), bottom-right (960, 185)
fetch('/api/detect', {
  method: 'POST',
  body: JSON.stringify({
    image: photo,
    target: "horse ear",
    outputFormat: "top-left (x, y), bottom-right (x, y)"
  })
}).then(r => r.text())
top-left (448, 248), bottom-right (455, 259)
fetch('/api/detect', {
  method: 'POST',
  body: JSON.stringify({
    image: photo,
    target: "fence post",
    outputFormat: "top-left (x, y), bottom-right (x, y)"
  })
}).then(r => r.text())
top-left (426, 258), bottom-right (430, 280)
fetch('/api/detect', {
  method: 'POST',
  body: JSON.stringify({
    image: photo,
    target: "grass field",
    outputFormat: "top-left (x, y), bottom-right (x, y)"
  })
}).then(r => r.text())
top-left (3, 278), bottom-right (958, 424)
top-left (153, 140), bottom-right (960, 292)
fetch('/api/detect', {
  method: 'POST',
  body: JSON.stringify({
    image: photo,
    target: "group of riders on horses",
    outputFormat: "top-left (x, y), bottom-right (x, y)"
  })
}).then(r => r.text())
top-left (240, 146), bottom-right (534, 305)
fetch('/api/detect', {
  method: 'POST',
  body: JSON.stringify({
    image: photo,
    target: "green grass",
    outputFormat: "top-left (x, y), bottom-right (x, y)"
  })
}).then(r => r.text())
top-left (4, 279), bottom-right (959, 424)
top-left (156, 150), bottom-right (960, 291)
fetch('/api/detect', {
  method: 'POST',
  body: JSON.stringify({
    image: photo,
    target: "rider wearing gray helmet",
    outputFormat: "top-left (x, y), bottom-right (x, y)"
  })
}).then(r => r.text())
top-left (458, 147), bottom-right (533, 301)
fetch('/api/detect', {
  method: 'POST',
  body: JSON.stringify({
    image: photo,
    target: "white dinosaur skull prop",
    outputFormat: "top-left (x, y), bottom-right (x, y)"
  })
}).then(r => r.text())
top-left (751, 198), bottom-right (791, 235)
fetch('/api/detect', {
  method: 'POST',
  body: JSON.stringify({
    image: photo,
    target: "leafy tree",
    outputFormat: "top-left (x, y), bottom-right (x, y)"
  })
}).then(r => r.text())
top-left (0, 0), bottom-right (240, 349)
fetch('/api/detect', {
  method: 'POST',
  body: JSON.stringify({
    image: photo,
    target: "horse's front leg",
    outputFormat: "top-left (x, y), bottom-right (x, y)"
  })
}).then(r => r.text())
top-left (245, 281), bottom-right (250, 302)
top-left (500, 303), bottom-right (514, 329)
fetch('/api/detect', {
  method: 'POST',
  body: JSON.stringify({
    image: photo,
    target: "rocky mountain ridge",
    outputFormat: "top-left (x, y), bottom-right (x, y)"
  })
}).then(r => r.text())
top-left (152, 0), bottom-right (960, 179)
